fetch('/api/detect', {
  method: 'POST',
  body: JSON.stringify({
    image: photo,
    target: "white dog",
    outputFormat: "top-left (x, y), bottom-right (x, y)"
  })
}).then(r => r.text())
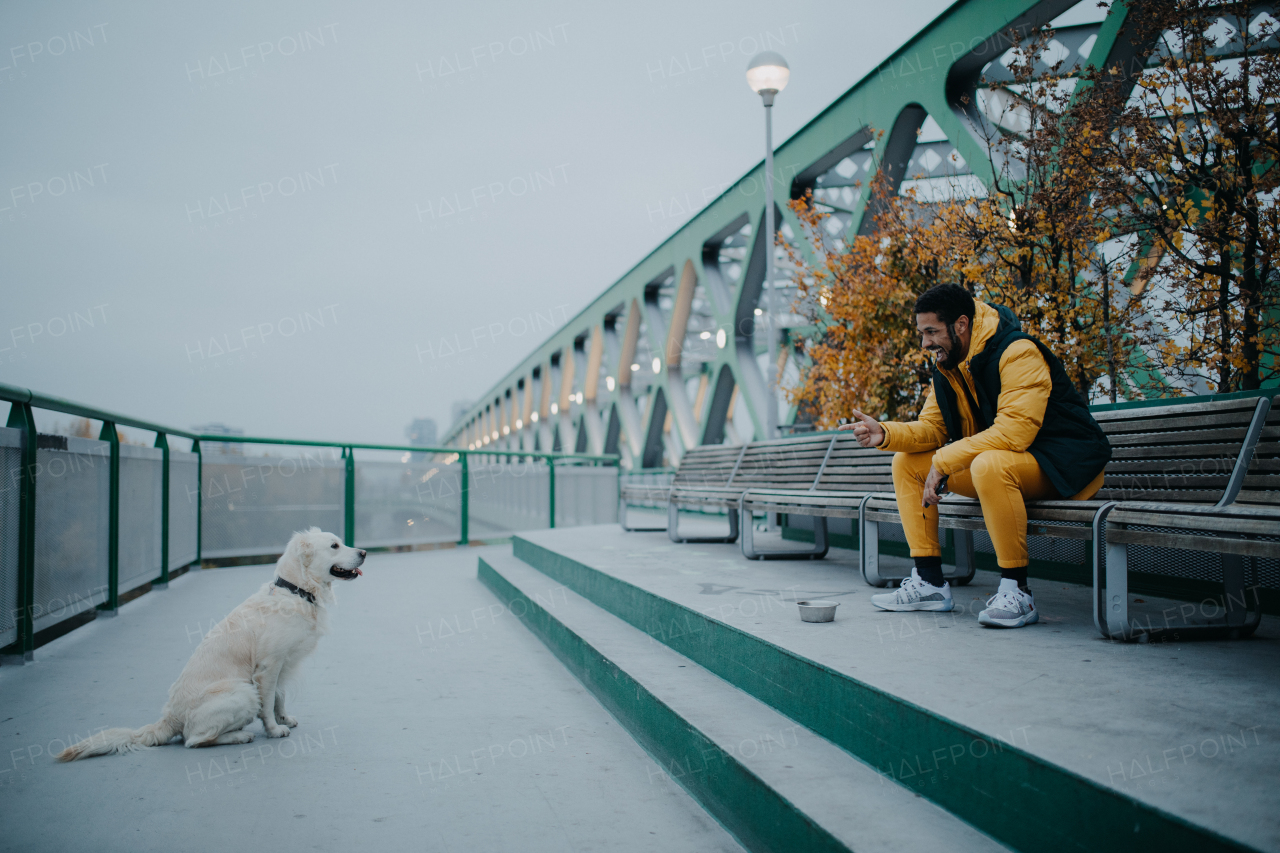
top-left (56, 528), bottom-right (364, 761)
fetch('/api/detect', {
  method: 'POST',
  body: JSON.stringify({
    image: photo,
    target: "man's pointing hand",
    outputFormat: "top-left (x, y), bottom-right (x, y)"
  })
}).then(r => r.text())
top-left (838, 409), bottom-right (885, 448)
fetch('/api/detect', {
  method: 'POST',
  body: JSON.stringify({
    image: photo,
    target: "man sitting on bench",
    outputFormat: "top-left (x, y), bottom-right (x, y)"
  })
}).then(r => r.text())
top-left (842, 284), bottom-right (1111, 628)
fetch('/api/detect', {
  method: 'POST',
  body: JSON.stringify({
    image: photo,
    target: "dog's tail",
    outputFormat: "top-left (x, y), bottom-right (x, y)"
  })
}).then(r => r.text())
top-left (55, 718), bottom-right (179, 762)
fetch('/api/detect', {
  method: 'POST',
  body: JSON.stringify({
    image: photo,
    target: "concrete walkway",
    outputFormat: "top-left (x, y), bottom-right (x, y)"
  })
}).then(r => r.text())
top-left (0, 547), bottom-right (743, 853)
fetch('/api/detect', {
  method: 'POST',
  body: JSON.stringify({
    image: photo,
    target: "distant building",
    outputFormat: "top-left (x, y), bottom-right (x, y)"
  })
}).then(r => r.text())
top-left (193, 422), bottom-right (245, 454)
top-left (449, 400), bottom-right (472, 433)
top-left (405, 418), bottom-right (438, 448)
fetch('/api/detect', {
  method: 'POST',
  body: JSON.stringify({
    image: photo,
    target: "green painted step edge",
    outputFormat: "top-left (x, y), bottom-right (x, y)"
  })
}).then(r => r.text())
top-left (511, 535), bottom-right (1257, 853)
top-left (477, 556), bottom-right (850, 853)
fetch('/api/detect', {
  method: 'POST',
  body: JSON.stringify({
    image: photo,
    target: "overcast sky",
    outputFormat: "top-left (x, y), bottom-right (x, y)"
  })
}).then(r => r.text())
top-left (1, 0), bottom-right (952, 447)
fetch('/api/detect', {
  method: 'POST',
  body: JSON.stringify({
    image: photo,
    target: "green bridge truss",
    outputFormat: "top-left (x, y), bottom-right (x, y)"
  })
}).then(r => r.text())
top-left (442, 0), bottom-right (1175, 466)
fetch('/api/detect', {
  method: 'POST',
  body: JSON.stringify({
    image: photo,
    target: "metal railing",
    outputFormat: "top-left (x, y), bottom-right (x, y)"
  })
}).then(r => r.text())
top-left (0, 382), bottom-right (617, 661)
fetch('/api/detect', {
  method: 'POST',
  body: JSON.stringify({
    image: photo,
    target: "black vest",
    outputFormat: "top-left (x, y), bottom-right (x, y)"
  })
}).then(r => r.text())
top-left (931, 304), bottom-right (1112, 498)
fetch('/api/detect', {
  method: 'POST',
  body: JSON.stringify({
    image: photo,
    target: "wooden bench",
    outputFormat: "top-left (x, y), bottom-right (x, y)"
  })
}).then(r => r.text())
top-left (618, 446), bottom-right (739, 532)
top-left (1098, 394), bottom-right (1277, 640)
top-left (667, 434), bottom-right (835, 543)
top-left (737, 433), bottom-right (900, 562)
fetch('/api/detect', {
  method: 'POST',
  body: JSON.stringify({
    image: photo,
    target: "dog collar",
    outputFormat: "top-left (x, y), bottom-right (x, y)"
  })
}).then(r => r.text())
top-left (274, 576), bottom-right (316, 604)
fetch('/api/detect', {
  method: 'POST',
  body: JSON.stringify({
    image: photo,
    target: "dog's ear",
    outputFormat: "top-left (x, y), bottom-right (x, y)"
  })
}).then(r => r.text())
top-left (296, 532), bottom-right (315, 568)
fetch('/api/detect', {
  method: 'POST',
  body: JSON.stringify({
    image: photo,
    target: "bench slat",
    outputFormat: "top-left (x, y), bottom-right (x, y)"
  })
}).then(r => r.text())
top-left (1106, 427), bottom-right (1250, 446)
top-left (1093, 488), bottom-right (1224, 502)
top-left (1108, 510), bottom-right (1280, 535)
top-left (747, 494), bottom-right (870, 507)
top-left (1104, 460), bottom-right (1236, 475)
top-left (1108, 528), bottom-right (1280, 558)
top-left (742, 491), bottom-right (884, 508)
top-left (1092, 398), bottom-right (1263, 422)
top-left (1100, 409), bottom-right (1256, 430)
top-left (1110, 443), bottom-right (1245, 460)
top-left (1102, 474), bottom-right (1232, 488)
top-left (1233, 491), bottom-right (1280, 505)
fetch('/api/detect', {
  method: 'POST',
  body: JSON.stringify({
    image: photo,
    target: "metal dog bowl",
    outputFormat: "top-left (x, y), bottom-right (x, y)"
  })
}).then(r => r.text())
top-left (797, 600), bottom-right (839, 623)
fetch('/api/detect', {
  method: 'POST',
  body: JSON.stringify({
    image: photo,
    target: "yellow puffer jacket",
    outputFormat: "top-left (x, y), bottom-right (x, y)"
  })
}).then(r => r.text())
top-left (878, 301), bottom-right (1051, 477)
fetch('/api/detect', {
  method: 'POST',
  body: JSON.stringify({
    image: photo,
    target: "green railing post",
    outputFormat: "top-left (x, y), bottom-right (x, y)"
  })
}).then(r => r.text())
top-left (193, 439), bottom-right (203, 567)
top-left (343, 446), bottom-right (356, 547)
top-left (7, 402), bottom-right (38, 661)
top-left (548, 457), bottom-right (556, 529)
top-left (155, 432), bottom-right (170, 588)
top-left (99, 420), bottom-right (120, 615)
top-left (459, 451), bottom-right (470, 545)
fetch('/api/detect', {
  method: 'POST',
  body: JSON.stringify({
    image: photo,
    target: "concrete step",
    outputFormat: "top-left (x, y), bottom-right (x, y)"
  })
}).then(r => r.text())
top-left (478, 551), bottom-right (1011, 853)
top-left (506, 530), bottom-right (1265, 853)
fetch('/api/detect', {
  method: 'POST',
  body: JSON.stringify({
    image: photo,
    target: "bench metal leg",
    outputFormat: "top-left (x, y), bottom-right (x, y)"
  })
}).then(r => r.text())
top-left (740, 506), bottom-right (828, 560)
top-left (668, 501), bottom-right (739, 544)
top-left (945, 528), bottom-right (975, 586)
top-left (619, 497), bottom-right (665, 532)
top-left (1224, 554), bottom-right (1246, 628)
top-left (1092, 503), bottom-right (1124, 640)
top-left (859, 495), bottom-right (893, 587)
top-left (1222, 554), bottom-right (1263, 639)
top-left (1097, 501), bottom-right (1263, 641)
top-left (1102, 539), bottom-right (1132, 640)
top-left (1102, 541), bottom-right (1264, 641)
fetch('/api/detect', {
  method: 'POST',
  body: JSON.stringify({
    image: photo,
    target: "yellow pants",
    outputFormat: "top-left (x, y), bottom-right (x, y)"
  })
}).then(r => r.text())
top-left (892, 449), bottom-right (1104, 569)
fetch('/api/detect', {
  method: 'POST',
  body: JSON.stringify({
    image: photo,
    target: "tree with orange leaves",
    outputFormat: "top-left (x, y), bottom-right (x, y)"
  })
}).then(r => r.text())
top-left (787, 20), bottom-right (1167, 427)
top-left (786, 171), bottom-right (960, 427)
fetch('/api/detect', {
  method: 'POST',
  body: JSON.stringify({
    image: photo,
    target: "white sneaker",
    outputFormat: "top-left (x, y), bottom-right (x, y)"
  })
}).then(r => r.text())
top-left (978, 580), bottom-right (1038, 628)
top-left (871, 569), bottom-right (953, 612)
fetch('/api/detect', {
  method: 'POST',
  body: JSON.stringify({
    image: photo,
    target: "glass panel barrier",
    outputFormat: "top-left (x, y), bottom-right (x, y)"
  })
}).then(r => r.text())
top-left (200, 446), bottom-right (345, 559)
top-left (33, 435), bottom-right (110, 633)
top-left (467, 459), bottom-right (551, 539)
top-left (168, 450), bottom-right (200, 570)
top-left (0, 428), bottom-right (22, 647)
top-left (354, 448), bottom-right (462, 548)
top-left (118, 444), bottom-right (163, 594)
top-left (554, 463), bottom-right (619, 528)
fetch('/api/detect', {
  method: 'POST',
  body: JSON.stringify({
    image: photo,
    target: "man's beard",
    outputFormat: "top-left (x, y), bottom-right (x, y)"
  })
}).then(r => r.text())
top-left (929, 324), bottom-right (963, 370)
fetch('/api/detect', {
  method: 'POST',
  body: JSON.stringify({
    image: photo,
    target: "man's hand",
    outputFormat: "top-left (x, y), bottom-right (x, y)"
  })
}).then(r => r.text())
top-left (838, 409), bottom-right (884, 448)
top-left (922, 465), bottom-right (947, 507)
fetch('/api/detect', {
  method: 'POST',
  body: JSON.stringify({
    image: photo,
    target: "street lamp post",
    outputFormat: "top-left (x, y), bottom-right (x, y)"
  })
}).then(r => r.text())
top-left (746, 51), bottom-right (789, 440)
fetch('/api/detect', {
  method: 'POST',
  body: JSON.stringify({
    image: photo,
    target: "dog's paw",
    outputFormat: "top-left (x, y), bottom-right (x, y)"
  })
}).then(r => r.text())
top-left (265, 725), bottom-right (291, 738)
top-left (277, 715), bottom-right (299, 728)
